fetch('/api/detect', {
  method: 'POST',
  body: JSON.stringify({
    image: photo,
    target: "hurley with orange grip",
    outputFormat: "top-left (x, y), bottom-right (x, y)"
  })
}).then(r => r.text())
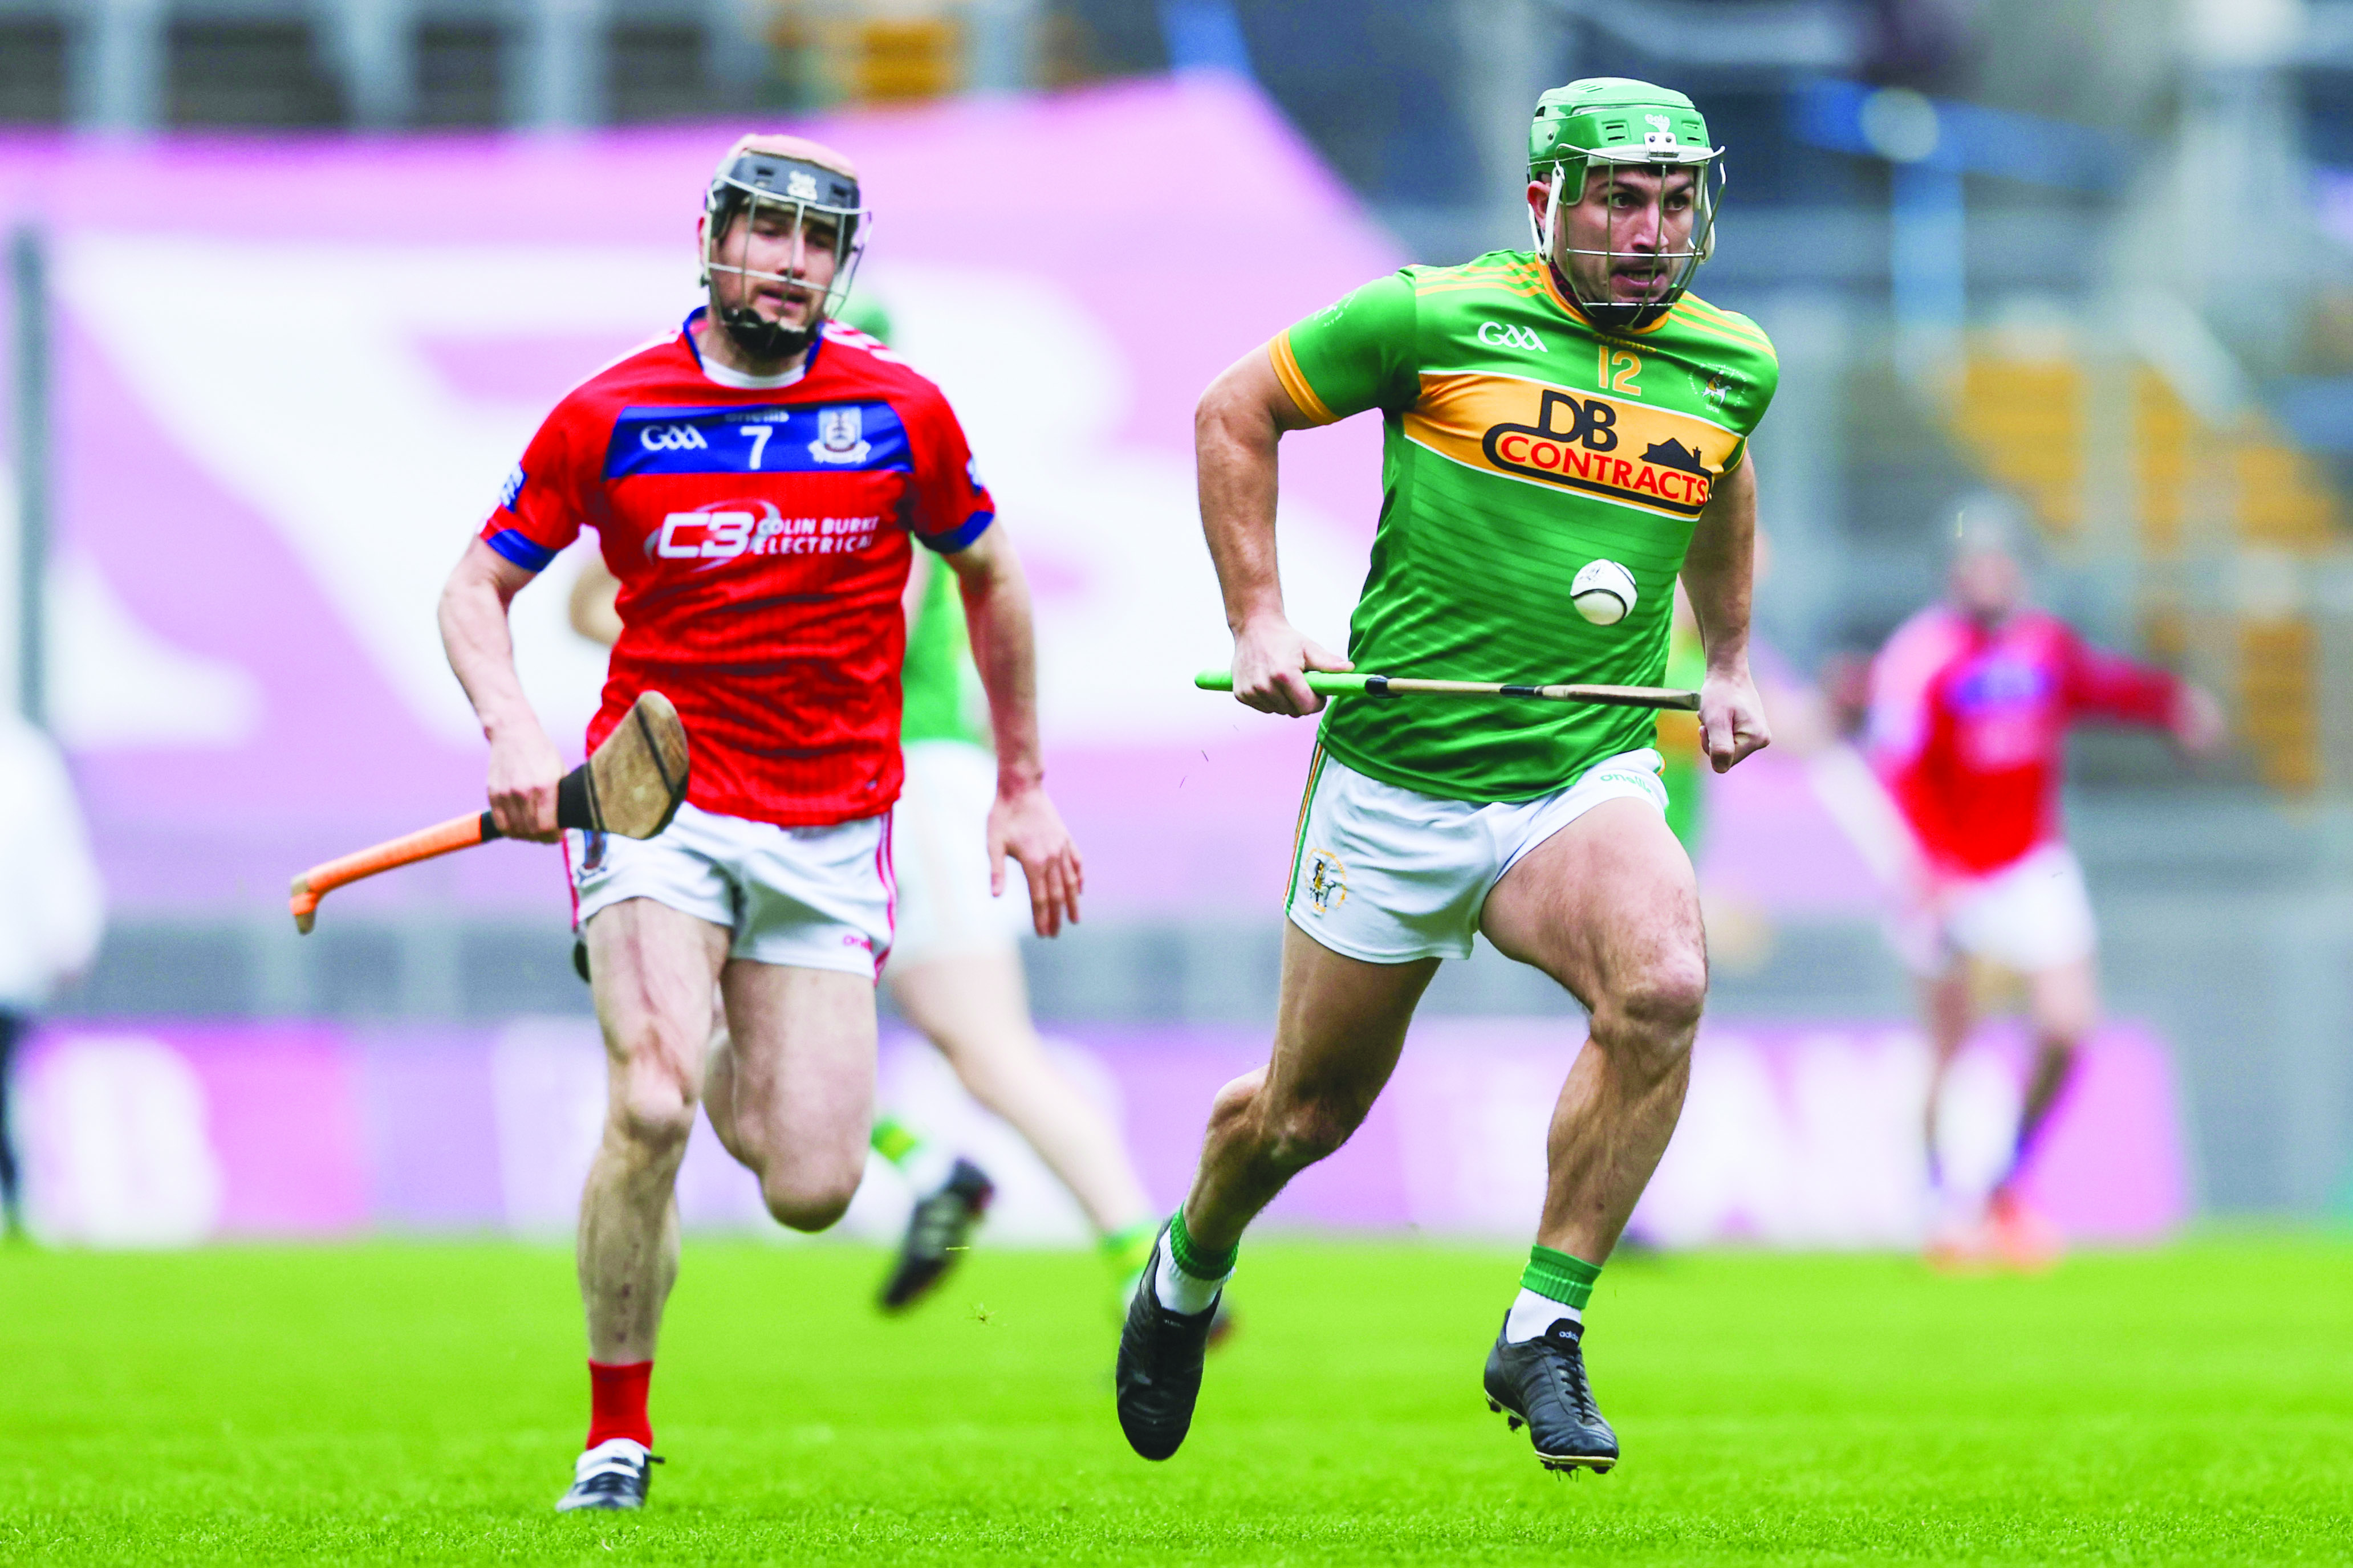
top-left (290, 691), bottom-right (690, 934)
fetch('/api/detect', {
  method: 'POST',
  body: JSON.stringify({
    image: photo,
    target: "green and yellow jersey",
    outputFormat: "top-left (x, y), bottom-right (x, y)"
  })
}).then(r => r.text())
top-left (1271, 249), bottom-right (1777, 803)
top-left (901, 555), bottom-right (990, 748)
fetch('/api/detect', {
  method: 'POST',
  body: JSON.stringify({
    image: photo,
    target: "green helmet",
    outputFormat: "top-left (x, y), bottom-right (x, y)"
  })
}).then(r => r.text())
top-left (1527, 78), bottom-right (1725, 329)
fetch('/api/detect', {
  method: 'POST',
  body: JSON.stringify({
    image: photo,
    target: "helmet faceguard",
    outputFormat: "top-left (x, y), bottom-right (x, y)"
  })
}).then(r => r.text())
top-left (1527, 79), bottom-right (1726, 332)
top-left (700, 140), bottom-right (872, 363)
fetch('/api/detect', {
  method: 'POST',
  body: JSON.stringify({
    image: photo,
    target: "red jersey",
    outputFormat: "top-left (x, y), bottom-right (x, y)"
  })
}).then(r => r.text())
top-left (481, 310), bottom-right (995, 826)
top-left (1866, 606), bottom-right (2180, 879)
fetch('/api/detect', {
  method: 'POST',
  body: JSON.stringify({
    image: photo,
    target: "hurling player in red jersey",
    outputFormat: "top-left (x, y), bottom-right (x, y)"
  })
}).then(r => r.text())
top-left (1866, 510), bottom-right (2221, 1268)
top-left (437, 134), bottom-right (1082, 1513)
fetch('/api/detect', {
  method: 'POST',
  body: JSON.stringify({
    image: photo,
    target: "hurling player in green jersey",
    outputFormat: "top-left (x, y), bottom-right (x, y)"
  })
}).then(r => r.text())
top-left (1117, 79), bottom-right (1776, 1476)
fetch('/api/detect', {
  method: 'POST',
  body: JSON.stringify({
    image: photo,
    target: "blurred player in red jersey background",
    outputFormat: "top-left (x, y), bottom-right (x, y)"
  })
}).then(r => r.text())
top-left (437, 132), bottom-right (1082, 1512)
top-left (1866, 504), bottom-right (2224, 1269)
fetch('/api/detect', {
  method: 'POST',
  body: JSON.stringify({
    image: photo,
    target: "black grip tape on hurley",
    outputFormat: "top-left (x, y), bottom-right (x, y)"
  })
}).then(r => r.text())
top-left (477, 761), bottom-right (598, 846)
top-left (555, 764), bottom-right (597, 832)
top-left (477, 761), bottom-right (591, 844)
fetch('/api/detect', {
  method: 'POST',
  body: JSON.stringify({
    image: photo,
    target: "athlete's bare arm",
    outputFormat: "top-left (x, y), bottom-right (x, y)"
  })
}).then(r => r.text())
top-left (439, 537), bottom-right (566, 841)
top-left (1678, 456), bottom-right (1770, 773)
top-left (940, 526), bottom-right (1084, 936)
top-left (569, 555), bottom-right (623, 648)
top-left (1198, 346), bottom-right (1352, 718)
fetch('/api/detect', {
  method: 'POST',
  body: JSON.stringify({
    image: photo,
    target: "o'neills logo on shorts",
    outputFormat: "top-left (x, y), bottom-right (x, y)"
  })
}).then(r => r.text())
top-left (1404, 373), bottom-right (1729, 522)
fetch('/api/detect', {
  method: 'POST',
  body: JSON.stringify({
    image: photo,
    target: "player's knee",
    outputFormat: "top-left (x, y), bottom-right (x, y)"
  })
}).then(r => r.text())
top-left (1596, 952), bottom-right (1708, 1065)
top-left (759, 1161), bottom-right (861, 1233)
top-left (609, 1077), bottom-right (698, 1163)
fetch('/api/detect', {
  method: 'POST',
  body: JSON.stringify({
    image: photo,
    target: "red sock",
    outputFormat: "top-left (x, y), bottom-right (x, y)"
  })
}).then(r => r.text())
top-left (586, 1360), bottom-right (653, 1450)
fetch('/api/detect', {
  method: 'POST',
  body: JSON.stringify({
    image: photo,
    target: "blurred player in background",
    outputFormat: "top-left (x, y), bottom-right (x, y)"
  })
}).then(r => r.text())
top-left (1119, 79), bottom-right (1776, 1476)
top-left (571, 295), bottom-right (1159, 1318)
top-left (870, 537), bottom-right (1161, 1306)
top-left (438, 135), bottom-right (1080, 1513)
top-left (0, 709), bottom-right (106, 1240)
top-left (1867, 504), bottom-right (2223, 1268)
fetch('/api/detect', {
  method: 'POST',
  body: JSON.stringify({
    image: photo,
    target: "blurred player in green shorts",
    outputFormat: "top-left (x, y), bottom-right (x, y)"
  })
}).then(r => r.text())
top-left (1117, 78), bottom-right (1777, 1475)
top-left (571, 298), bottom-right (1162, 1316)
top-left (870, 487), bottom-right (1160, 1312)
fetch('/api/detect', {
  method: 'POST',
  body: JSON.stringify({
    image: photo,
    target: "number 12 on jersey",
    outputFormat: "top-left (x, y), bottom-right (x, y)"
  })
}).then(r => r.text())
top-left (1598, 347), bottom-right (1642, 396)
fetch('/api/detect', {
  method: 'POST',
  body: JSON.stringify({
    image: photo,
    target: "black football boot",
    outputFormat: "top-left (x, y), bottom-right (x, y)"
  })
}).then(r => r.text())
top-left (1482, 1313), bottom-right (1619, 1475)
top-left (878, 1158), bottom-right (994, 1312)
top-left (1114, 1227), bottom-right (1222, 1461)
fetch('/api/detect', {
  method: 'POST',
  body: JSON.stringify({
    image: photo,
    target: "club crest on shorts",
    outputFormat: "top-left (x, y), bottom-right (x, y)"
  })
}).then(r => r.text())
top-left (1303, 848), bottom-right (1348, 915)
top-left (578, 830), bottom-right (608, 875)
top-left (809, 406), bottom-right (872, 465)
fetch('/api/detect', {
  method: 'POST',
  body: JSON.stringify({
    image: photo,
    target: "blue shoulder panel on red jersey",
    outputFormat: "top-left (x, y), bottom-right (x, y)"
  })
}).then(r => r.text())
top-left (602, 401), bottom-right (911, 480)
top-left (921, 510), bottom-right (994, 553)
top-left (485, 527), bottom-right (557, 572)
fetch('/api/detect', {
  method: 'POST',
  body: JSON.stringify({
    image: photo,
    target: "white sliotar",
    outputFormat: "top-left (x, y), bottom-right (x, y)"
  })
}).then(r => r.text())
top-left (1571, 559), bottom-right (1638, 626)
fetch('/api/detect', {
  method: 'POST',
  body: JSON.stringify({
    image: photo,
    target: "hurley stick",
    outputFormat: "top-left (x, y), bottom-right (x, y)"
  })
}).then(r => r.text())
top-left (1194, 670), bottom-right (1698, 711)
top-left (289, 691), bottom-right (690, 933)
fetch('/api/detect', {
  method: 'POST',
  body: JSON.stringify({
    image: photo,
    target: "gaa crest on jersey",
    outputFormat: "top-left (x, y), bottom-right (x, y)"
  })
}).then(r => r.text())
top-left (810, 406), bottom-right (872, 465)
top-left (1477, 321), bottom-right (1547, 352)
top-left (496, 463), bottom-right (526, 512)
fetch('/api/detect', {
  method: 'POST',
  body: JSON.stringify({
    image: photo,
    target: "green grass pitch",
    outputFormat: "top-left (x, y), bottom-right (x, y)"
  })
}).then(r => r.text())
top-left (5, 1236), bottom-right (2350, 1563)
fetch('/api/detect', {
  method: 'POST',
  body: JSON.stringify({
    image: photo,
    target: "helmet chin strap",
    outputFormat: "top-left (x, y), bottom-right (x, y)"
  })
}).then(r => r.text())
top-left (1529, 167), bottom-right (1566, 254)
top-left (714, 296), bottom-right (817, 363)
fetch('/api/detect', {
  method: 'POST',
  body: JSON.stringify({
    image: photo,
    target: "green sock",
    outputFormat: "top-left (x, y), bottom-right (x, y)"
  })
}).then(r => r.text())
top-left (870, 1115), bottom-right (921, 1168)
top-left (1167, 1208), bottom-right (1237, 1281)
top-left (1521, 1245), bottom-right (1601, 1310)
top-left (1102, 1221), bottom-right (1158, 1285)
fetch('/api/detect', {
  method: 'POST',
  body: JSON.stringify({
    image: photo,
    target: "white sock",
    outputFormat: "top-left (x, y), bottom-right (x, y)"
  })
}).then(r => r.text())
top-left (1151, 1232), bottom-right (1228, 1316)
top-left (1504, 1288), bottom-right (1582, 1343)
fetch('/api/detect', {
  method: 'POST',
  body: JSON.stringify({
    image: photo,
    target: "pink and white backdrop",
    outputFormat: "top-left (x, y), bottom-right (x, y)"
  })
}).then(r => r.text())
top-left (0, 79), bottom-right (2185, 1245)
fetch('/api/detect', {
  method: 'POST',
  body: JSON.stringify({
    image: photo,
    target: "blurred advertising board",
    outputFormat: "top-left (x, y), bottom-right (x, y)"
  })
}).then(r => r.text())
top-left (16, 1019), bottom-right (2184, 1249)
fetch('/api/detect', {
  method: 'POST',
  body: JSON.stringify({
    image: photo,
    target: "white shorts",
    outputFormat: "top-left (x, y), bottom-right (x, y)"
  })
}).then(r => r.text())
top-left (1890, 842), bottom-right (2098, 978)
top-left (887, 739), bottom-right (1029, 970)
top-left (1286, 746), bottom-right (1671, 964)
top-left (566, 799), bottom-right (895, 978)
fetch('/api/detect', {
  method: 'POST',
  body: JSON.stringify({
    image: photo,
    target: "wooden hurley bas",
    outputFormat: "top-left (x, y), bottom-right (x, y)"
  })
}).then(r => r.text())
top-left (1193, 670), bottom-right (1700, 711)
top-left (289, 691), bottom-right (690, 934)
